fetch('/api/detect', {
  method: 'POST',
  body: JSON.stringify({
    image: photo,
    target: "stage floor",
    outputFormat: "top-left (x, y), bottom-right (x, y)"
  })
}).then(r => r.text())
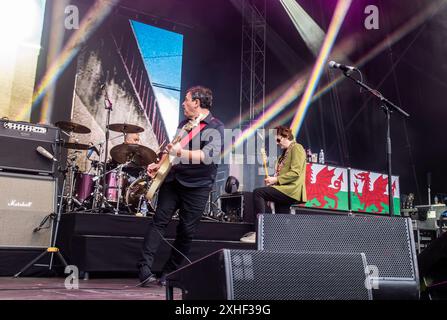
top-left (0, 277), bottom-right (180, 300)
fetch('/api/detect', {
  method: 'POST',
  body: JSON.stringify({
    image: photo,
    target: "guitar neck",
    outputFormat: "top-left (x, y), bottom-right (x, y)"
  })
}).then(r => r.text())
top-left (261, 150), bottom-right (268, 178)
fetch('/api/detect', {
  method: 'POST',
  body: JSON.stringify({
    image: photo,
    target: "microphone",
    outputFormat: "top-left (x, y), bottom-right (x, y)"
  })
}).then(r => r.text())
top-left (87, 148), bottom-right (94, 159)
top-left (328, 61), bottom-right (357, 73)
top-left (87, 145), bottom-right (99, 159)
top-left (36, 146), bottom-right (58, 162)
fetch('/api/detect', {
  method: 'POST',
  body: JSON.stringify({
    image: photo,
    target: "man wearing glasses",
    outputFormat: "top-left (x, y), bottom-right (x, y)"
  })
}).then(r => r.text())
top-left (241, 126), bottom-right (307, 243)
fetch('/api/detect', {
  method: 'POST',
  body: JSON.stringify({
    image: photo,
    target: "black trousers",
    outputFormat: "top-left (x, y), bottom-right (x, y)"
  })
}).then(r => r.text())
top-left (253, 186), bottom-right (298, 215)
top-left (138, 180), bottom-right (210, 273)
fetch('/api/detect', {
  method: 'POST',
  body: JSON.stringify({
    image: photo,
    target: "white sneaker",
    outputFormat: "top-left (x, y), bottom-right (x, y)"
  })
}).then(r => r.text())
top-left (240, 232), bottom-right (256, 243)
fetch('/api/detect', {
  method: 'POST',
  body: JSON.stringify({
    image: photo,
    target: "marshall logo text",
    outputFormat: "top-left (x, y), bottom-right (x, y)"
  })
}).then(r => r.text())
top-left (7, 200), bottom-right (33, 208)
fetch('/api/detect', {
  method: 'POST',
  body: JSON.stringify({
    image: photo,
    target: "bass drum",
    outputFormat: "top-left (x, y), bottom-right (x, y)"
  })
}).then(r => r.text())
top-left (125, 177), bottom-right (157, 215)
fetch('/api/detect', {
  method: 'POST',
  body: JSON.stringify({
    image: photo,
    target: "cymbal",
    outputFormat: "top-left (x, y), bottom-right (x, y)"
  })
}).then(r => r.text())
top-left (110, 143), bottom-right (157, 166)
top-left (107, 123), bottom-right (144, 134)
top-left (62, 142), bottom-right (91, 150)
top-left (55, 121), bottom-right (91, 134)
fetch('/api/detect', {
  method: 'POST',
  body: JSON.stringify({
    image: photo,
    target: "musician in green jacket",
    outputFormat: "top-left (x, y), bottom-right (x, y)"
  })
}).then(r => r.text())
top-left (258, 125), bottom-right (307, 211)
top-left (241, 126), bottom-right (307, 243)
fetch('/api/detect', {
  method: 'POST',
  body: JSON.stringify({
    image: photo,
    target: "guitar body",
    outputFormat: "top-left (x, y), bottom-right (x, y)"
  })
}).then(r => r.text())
top-left (146, 154), bottom-right (172, 201)
top-left (261, 148), bottom-right (269, 178)
top-left (145, 113), bottom-right (206, 201)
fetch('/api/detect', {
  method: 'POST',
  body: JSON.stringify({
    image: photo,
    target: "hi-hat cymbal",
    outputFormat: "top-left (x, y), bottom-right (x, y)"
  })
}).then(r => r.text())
top-left (107, 123), bottom-right (144, 134)
top-left (55, 121), bottom-right (91, 134)
top-left (110, 143), bottom-right (157, 166)
top-left (62, 142), bottom-right (91, 150)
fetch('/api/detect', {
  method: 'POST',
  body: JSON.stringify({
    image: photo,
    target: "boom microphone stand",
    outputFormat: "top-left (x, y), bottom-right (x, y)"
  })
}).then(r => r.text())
top-left (101, 86), bottom-right (113, 211)
top-left (339, 67), bottom-right (410, 216)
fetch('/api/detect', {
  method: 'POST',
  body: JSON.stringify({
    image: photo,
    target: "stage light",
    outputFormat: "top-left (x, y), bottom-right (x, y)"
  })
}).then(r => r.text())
top-left (0, 0), bottom-right (41, 45)
top-left (279, 0), bottom-right (325, 56)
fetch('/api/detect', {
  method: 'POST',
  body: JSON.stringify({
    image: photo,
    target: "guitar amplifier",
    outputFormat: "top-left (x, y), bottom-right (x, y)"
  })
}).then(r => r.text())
top-left (0, 120), bottom-right (60, 175)
top-left (0, 171), bottom-right (56, 248)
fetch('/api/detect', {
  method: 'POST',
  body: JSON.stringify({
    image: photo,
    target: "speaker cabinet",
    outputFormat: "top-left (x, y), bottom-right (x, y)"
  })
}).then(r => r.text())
top-left (166, 249), bottom-right (372, 300)
top-left (0, 172), bottom-right (56, 248)
top-left (257, 211), bottom-right (420, 299)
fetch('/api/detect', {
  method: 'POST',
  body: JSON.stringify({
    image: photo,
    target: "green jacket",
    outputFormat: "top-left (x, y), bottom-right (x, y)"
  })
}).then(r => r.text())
top-left (272, 142), bottom-right (307, 202)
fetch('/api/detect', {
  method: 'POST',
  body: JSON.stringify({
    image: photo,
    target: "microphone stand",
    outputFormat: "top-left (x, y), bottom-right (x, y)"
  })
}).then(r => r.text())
top-left (101, 88), bottom-right (113, 212)
top-left (342, 70), bottom-right (410, 216)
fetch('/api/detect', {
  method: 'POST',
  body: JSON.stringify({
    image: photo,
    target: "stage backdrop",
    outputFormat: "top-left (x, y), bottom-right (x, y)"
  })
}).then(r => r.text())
top-left (70, 17), bottom-right (183, 172)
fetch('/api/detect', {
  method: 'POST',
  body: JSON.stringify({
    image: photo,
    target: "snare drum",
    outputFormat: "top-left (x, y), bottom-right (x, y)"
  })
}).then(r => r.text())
top-left (74, 173), bottom-right (94, 203)
top-left (106, 171), bottom-right (128, 203)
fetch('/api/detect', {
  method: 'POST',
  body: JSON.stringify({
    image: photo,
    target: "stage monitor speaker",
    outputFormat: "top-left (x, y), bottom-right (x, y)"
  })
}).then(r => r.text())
top-left (166, 249), bottom-right (372, 300)
top-left (257, 211), bottom-right (420, 300)
top-left (0, 172), bottom-right (56, 248)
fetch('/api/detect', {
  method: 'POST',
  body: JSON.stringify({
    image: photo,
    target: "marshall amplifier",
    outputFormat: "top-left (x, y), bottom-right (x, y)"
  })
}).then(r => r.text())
top-left (0, 171), bottom-right (56, 248)
top-left (0, 119), bottom-right (59, 175)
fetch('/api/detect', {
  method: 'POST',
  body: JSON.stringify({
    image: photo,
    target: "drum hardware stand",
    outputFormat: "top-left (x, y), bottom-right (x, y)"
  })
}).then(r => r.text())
top-left (65, 152), bottom-right (83, 212)
top-left (90, 137), bottom-right (108, 213)
top-left (91, 163), bottom-right (113, 214)
top-left (100, 85), bottom-right (113, 211)
top-left (58, 128), bottom-right (86, 212)
top-left (87, 133), bottom-right (125, 212)
top-left (14, 135), bottom-right (68, 278)
top-left (115, 161), bottom-right (130, 214)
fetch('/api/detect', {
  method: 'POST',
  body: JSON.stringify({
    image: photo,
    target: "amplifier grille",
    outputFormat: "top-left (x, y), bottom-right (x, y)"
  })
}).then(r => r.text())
top-left (227, 250), bottom-right (371, 300)
top-left (259, 213), bottom-right (415, 279)
top-left (0, 173), bottom-right (55, 247)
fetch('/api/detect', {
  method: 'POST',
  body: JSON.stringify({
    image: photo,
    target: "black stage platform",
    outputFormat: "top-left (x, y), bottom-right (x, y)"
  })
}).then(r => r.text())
top-left (0, 213), bottom-right (255, 277)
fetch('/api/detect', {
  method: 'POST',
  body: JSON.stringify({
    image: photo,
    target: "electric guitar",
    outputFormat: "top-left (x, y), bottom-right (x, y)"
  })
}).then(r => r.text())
top-left (260, 148), bottom-right (269, 178)
top-left (145, 114), bottom-right (205, 201)
top-left (261, 147), bottom-right (275, 211)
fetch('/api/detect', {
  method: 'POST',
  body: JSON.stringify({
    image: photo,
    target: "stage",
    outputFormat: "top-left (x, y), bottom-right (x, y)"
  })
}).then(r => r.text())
top-left (0, 277), bottom-right (180, 300)
top-left (1, 0), bottom-right (447, 302)
top-left (0, 213), bottom-right (256, 278)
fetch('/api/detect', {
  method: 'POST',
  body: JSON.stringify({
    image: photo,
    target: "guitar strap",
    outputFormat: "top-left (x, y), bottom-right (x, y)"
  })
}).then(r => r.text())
top-left (178, 122), bottom-right (207, 148)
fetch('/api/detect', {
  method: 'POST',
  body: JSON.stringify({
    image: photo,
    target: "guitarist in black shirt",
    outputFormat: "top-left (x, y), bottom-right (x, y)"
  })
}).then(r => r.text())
top-left (138, 86), bottom-right (224, 286)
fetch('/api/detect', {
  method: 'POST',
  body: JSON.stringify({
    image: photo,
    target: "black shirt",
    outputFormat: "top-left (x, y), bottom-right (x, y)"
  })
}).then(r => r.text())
top-left (166, 112), bottom-right (224, 188)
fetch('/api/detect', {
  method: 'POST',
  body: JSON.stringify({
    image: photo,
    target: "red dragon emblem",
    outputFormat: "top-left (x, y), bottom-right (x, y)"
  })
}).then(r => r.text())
top-left (306, 164), bottom-right (344, 209)
top-left (353, 171), bottom-right (396, 213)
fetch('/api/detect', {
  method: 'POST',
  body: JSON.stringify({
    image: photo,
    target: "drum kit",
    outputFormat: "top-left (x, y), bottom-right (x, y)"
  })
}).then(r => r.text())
top-left (54, 120), bottom-right (230, 221)
top-left (55, 120), bottom-right (158, 216)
